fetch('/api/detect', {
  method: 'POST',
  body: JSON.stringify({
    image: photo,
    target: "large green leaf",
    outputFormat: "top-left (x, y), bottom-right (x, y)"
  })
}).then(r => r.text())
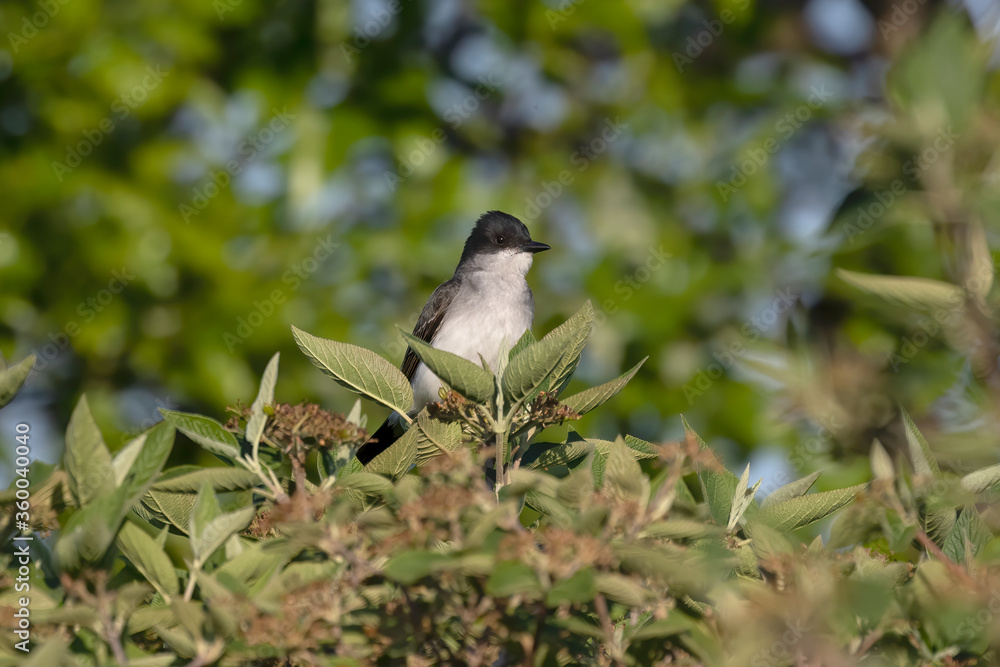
top-left (507, 328), bottom-right (536, 361)
top-left (160, 410), bottom-right (241, 460)
top-left (382, 549), bottom-right (451, 585)
top-left (727, 464), bottom-right (761, 531)
top-left (64, 395), bottom-right (113, 505)
top-left (0, 354), bottom-right (34, 409)
top-left (54, 484), bottom-right (130, 571)
top-left (901, 408), bottom-right (939, 475)
top-left (755, 484), bottom-right (867, 532)
top-left (192, 505), bottom-right (256, 566)
top-left (541, 300), bottom-right (594, 395)
top-left (116, 520), bottom-right (180, 598)
top-left (502, 301), bottom-right (593, 405)
top-left (760, 471), bottom-right (822, 508)
top-left (413, 410), bottom-right (466, 465)
top-left (942, 506), bottom-right (991, 563)
top-left (836, 269), bottom-right (964, 313)
top-left (152, 467), bottom-right (261, 493)
top-left (293, 326), bottom-right (414, 414)
top-left (486, 560), bottom-right (542, 598)
top-left (399, 330), bottom-right (495, 404)
top-left (604, 436), bottom-right (646, 503)
top-left (246, 352), bottom-right (279, 451)
top-left (365, 420), bottom-right (418, 478)
top-left (524, 438), bottom-right (592, 473)
top-left (560, 357), bottom-right (646, 415)
top-left (546, 568), bottom-right (596, 606)
top-left (120, 421), bottom-right (175, 500)
top-left (961, 463), bottom-right (1000, 495)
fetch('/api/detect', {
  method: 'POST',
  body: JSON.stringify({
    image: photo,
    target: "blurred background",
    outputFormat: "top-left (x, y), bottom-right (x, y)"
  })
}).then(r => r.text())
top-left (2, 0), bottom-right (1000, 494)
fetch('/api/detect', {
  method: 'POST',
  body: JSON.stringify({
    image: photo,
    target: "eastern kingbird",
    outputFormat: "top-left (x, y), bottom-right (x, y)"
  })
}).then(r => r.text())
top-left (356, 211), bottom-right (550, 464)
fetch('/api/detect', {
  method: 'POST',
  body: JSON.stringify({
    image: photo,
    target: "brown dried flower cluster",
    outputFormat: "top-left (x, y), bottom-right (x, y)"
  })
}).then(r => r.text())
top-left (226, 401), bottom-right (368, 453)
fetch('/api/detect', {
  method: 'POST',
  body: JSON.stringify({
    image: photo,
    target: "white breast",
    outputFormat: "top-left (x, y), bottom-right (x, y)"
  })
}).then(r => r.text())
top-left (410, 270), bottom-right (533, 410)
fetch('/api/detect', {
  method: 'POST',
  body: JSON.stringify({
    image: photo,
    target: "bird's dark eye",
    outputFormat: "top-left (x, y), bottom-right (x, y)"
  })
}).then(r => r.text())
top-left (495, 235), bottom-right (506, 245)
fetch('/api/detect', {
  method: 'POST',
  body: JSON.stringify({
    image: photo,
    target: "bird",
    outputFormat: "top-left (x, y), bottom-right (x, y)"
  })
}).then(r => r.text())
top-left (356, 211), bottom-right (550, 465)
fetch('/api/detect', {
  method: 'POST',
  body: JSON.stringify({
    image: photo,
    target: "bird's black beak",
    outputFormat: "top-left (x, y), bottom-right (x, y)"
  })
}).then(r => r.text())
top-left (523, 240), bottom-right (551, 254)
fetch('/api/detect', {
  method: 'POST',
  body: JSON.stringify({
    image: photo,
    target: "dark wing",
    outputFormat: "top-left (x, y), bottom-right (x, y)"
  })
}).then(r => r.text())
top-left (400, 278), bottom-right (461, 381)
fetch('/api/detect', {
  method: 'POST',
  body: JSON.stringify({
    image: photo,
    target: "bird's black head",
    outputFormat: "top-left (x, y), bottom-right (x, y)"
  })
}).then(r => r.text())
top-left (458, 211), bottom-right (550, 269)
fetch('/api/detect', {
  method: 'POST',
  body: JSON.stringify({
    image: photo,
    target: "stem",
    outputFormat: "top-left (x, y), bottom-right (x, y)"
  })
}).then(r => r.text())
top-left (915, 528), bottom-right (976, 587)
top-left (593, 593), bottom-right (624, 666)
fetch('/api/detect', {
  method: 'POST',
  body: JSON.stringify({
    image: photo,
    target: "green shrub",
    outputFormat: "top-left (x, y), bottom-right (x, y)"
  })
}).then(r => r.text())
top-left (1, 301), bottom-right (999, 665)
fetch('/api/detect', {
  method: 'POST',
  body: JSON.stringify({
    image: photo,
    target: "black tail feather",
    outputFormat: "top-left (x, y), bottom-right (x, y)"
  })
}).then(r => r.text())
top-left (356, 417), bottom-right (399, 465)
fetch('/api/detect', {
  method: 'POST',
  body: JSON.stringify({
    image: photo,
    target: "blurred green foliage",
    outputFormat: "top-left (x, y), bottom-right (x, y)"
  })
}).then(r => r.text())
top-left (2, 0), bottom-right (999, 519)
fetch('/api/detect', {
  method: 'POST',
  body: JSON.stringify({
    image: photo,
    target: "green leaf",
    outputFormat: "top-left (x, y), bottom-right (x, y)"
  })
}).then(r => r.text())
top-left (192, 506), bottom-right (256, 566)
top-left (111, 433), bottom-right (146, 488)
top-left (64, 395), bottom-right (114, 505)
top-left (628, 616), bottom-right (695, 641)
top-left (901, 408), bottom-right (939, 475)
top-left (0, 354), bottom-right (34, 409)
top-left (546, 567), bottom-right (596, 606)
top-left (836, 268), bottom-right (964, 312)
top-left (942, 506), bottom-right (991, 563)
top-left (604, 436), bottom-right (646, 503)
top-left (961, 463), bottom-right (1000, 495)
top-left (413, 411), bottom-right (466, 466)
top-left (508, 328), bottom-right (536, 361)
top-left (727, 464), bottom-right (761, 531)
top-left (190, 484), bottom-right (221, 542)
top-left (542, 300), bottom-right (595, 395)
top-left (382, 549), bottom-right (450, 585)
top-left (399, 330), bottom-right (495, 404)
top-left (700, 468), bottom-right (738, 528)
top-left (335, 471), bottom-right (395, 496)
top-left (870, 439), bottom-right (895, 482)
top-left (756, 483), bottom-right (867, 532)
top-left (560, 357), bottom-right (646, 415)
top-left (145, 490), bottom-right (200, 535)
top-left (54, 485), bottom-right (130, 571)
top-left (486, 561), bottom-right (542, 598)
top-left (160, 410), bottom-right (241, 460)
top-left (152, 467), bottom-right (261, 493)
top-left (116, 521), bottom-right (180, 598)
top-left (293, 326), bottom-right (414, 414)
top-left (120, 421), bottom-right (175, 500)
top-left (365, 420), bottom-right (418, 478)
top-left (246, 352), bottom-right (279, 451)
top-left (502, 301), bottom-right (593, 405)
top-left (595, 572), bottom-right (648, 607)
top-left (524, 439), bottom-right (591, 473)
top-left (761, 471), bottom-right (822, 508)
